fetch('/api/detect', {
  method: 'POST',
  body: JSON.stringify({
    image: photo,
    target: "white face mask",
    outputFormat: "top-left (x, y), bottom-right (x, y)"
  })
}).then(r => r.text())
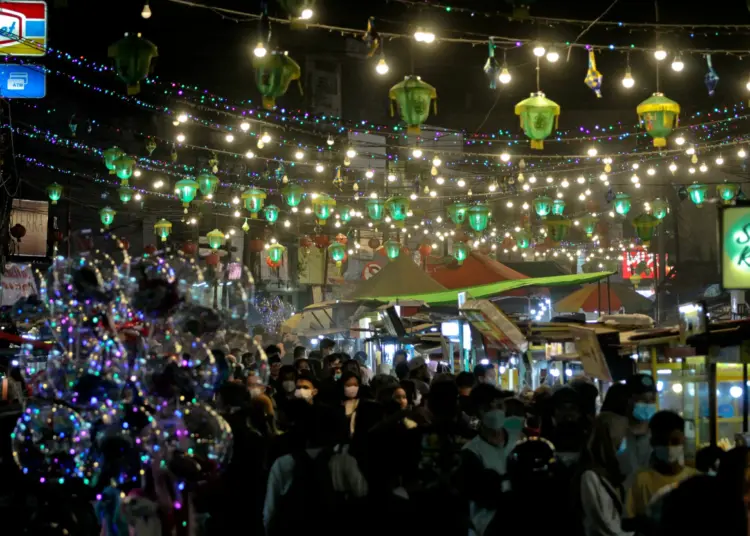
top-left (414, 391), bottom-right (422, 407)
top-left (654, 445), bottom-right (685, 465)
top-left (295, 388), bottom-right (313, 401)
top-left (282, 380), bottom-right (296, 393)
top-left (344, 385), bottom-right (359, 399)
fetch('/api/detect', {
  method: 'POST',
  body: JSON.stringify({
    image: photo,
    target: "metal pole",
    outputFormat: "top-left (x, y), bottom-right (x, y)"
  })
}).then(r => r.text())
top-left (744, 364), bottom-right (749, 433)
top-left (597, 279), bottom-right (602, 314)
top-left (708, 360), bottom-right (718, 447)
top-left (606, 275), bottom-right (612, 314)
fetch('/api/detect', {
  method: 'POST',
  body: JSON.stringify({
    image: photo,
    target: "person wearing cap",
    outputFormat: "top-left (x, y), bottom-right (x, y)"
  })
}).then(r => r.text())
top-left (619, 373), bottom-right (658, 490)
top-left (407, 356), bottom-right (431, 397)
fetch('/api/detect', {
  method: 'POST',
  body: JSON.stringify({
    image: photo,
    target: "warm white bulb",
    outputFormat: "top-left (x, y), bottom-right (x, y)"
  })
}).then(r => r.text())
top-left (671, 56), bottom-right (684, 72)
top-left (295, 150), bottom-right (304, 160)
top-left (675, 136), bottom-right (685, 145)
top-left (177, 113), bottom-right (188, 123)
top-left (430, 190), bottom-right (437, 197)
top-left (432, 156), bottom-right (442, 167)
top-left (254, 42), bottom-right (267, 58)
top-left (689, 167), bottom-right (696, 174)
top-left (346, 148), bottom-right (357, 158)
top-left (388, 174), bottom-right (397, 182)
top-left (599, 173), bottom-right (607, 181)
top-left (412, 148), bottom-right (423, 158)
top-left (622, 70), bottom-right (635, 88)
top-left (436, 177), bottom-right (445, 185)
top-left (647, 168), bottom-right (656, 176)
top-left (533, 44), bottom-right (546, 57)
top-left (654, 47), bottom-right (668, 61)
top-left (141, 2), bottom-right (152, 18)
top-left (700, 163), bottom-right (708, 172)
top-left (299, 8), bottom-right (313, 19)
top-left (577, 176), bottom-right (586, 184)
top-left (315, 163), bottom-right (324, 173)
top-left (225, 134), bottom-right (234, 143)
top-left (327, 135), bottom-right (335, 146)
top-left (716, 156), bottom-right (724, 165)
top-left (669, 163), bottom-right (677, 172)
top-left (410, 193), bottom-right (418, 200)
top-left (134, 170), bottom-right (142, 178)
top-left (631, 174), bottom-right (640, 183)
top-left (232, 196), bottom-right (240, 204)
top-left (153, 180), bottom-right (163, 188)
top-left (587, 147), bottom-right (598, 157)
top-left (686, 147), bottom-right (695, 155)
top-left (546, 50), bottom-right (559, 63)
top-left (546, 176), bottom-right (554, 184)
top-left (457, 179), bottom-right (466, 187)
top-left (739, 149), bottom-right (747, 158)
top-left (240, 122), bottom-right (250, 132)
top-left (245, 151), bottom-right (254, 159)
top-left (632, 163), bottom-right (640, 170)
top-left (561, 179), bottom-right (570, 188)
top-left (134, 193), bottom-right (142, 200)
top-left (261, 132), bottom-right (272, 143)
top-left (498, 68), bottom-right (512, 84)
top-left (375, 58), bottom-right (389, 75)
top-left (176, 133), bottom-right (185, 143)
top-left (422, 31), bottom-right (435, 43)
top-left (746, 79), bottom-right (750, 92)
top-left (365, 170), bottom-right (374, 179)
top-left (500, 152), bottom-right (511, 162)
top-left (506, 200), bottom-right (514, 208)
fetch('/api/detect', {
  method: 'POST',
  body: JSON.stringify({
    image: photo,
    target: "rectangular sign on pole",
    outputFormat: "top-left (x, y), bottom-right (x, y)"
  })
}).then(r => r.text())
top-left (0, 63), bottom-right (44, 97)
top-left (720, 204), bottom-right (750, 290)
top-left (0, 2), bottom-right (47, 56)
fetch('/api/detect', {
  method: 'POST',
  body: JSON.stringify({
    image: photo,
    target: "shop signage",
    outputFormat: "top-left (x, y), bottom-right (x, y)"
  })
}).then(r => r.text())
top-left (568, 326), bottom-right (613, 382)
top-left (460, 299), bottom-right (528, 353)
top-left (720, 204), bottom-right (750, 289)
top-left (0, 2), bottom-right (47, 56)
top-left (1, 262), bottom-right (37, 306)
top-left (621, 248), bottom-right (666, 280)
top-left (0, 63), bottom-right (44, 97)
top-left (10, 198), bottom-right (47, 256)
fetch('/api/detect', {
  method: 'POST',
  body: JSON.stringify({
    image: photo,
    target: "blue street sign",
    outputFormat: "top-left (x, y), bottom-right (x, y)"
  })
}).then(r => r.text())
top-left (0, 64), bottom-right (45, 98)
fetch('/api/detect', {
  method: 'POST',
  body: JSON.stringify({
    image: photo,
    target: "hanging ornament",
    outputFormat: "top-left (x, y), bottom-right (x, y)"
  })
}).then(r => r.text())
top-left (603, 157), bottom-right (613, 173)
top-left (704, 54), bottom-right (719, 96)
top-left (113, 155), bottom-right (136, 185)
top-left (46, 183), bottom-right (63, 205)
top-left (651, 198), bottom-right (669, 220)
top-left (452, 241), bottom-right (470, 265)
top-left (253, 50), bottom-right (302, 109)
top-left (514, 92), bottom-right (560, 150)
top-left (447, 202), bottom-right (469, 226)
top-left (533, 195), bottom-right (553, 218)
top-left (145, 138), bottom-right (157, 155)
top-left (343, 156), bottom-right (351, 167)
top-left (241, 187), bottom-right (267, 218)
top-left (208, 152), bottom-right (219, 173)
top-left (335, 233), bottom-right (348, 245)
top-left (519, 158), bottom-right (526, 169)
top-left (68, 114), bottom-right (78, 137)
top-left (389, 75), bottom-right (437, 135)
top-left (431, 166), bottom-right (438, 176)
top-left (580, 214), bottom-right (599, 238)
top-left (118, 186), bottom-right (133, 203)
top-left (263, 204), bottom-right (280, 223)
top-left (363, 16), bottom-right (381, 56)
top-left (366, 198), bottom-right (385, 221)
top-left (385, 196), bottom-right (410, 222)
top-left (339, 206), bottom-right (353, 224)
top-left (368, 238), bottom-right (381, 250)
top-left (267, 243), bottom-right (286, 264)
top-left (544, 214), bottom-right (571, 243)
top-left (312, 193), bottom-right (336, 224)
top-left (632, 213), bottom-right (660, 246)
top-left (636, 93), bottom-right (680, 147)
top-left (206, 229), bottom-right (225, 250)
top-left (175, 177), bottom-right (199, 212)
top-left (516, 230), bottom-right (531, 249)
top-left (614, 193), bottom-right (632, 216)
top-left (717, 182), bottom-right (740, 205)
top-left (170, 146), bottom-right (178, 162)
top-left (99, 207), bottom-right (116, 229)
top-left (517, 172), bottom-right (525, 183)
top-left (108, 32), bottom-right (158, 95)
top-left (467, 204), bottom-right (490, 233)
top-left (328, 242), bottom-right (347, 267)
top-left (242, 218), bottom-right (250, 232)
top-left (197, 173), bottom-right (219, 197)
top-left (103, 146), bottom-right (124, 175)
top-left (483, 39), bottom-right (500, 89)
top-left (281, 184), bottom-right (304, 207)
top-left (677, 185), bottom-right (689, 201)
top-left (690, 154), bottom-right (698, 164)
top-left (333, 166), bottom-right (343, 187)
top-left (384, 240), bottom-right (401, 260)
top-left (584, 50), bottom-right (603, 98)
top-left (687, 183), bottom-right (708, 207)
top-left (551, 198), bottom-right (566, 216)
top-left (153, 219), bottom-right (172, 242)
top-left (418, 243), bottom-right (432, 258)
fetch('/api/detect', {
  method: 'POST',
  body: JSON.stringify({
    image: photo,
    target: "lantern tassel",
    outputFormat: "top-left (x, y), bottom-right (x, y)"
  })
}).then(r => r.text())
top-left (389, 100), bottom-right (395, 117)
top-left (297, 79), bottom-right (304, 96)
top-left (127, 83), bottom-right (140, 95)
top-left (251, 213), bottom-right (259, 219)
top-left (262, 97), bottom-right (275, 110)
top-left (433, 99), bottom-right (438, 115)
top-left (652, 137), bottom-right (667, 148)
top-left (530, 140), bottom-right (543, 150)
top-left (407, 125), bottom-right (421, 135)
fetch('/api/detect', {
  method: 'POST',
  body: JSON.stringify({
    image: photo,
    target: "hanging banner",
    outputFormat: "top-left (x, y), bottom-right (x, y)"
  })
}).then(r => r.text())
top-left (10, 198), bottom-right (48, 256)
top-left (1, 262), bottom-right (37, 305)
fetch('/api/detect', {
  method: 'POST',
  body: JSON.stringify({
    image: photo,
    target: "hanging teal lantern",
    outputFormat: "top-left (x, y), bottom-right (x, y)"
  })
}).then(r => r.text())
top-left (339, 205), bottom-right (353, 224)
top-left (206, 229), bottom-right (225, 250)
top-left (614, 193), bottom-right (632, 216)
top-left (366, 198), bottom-right (385, 221)
top-left (544, 214), bottom-right (571, 243)
top-left (198, 173), bottom-right (220, 197)
top-left (46, 183), bottom-right (63, 204)
top-left (453, 241), bottom-right (470, 265)
top-left (687, 183), bottom-right (708, 207)
top-left (385, 196), bottom-right (410, 222)
top-left (118, 186), bottom-right (133, 203)
top-left (579, 214), bottom-right (599, 238)
top-left (447, 202), bottom-right (469, 226)
top-left (154, 219), bottom-right (172, 242)
top-left (281, 184), bottom-right (304, 207)
top-left (103, 147), bottom-right (124, 175)
top-left (242, 188), bottom-right (267, 218)
top-left (175, 178), bottom-right (199, 212)
top-left (253, 50), bottom-right (302, 110)
top-left (384, 240), bottom-right (401, 260)
top-left (328, 242), bottom-right (347, 265)
top-left (99, 207), bottom-right (116, 229)
top-left (551, 199), bottom-right (566, 216)
top-left (114, 155), bottom-right (136, 185)
top-left (312, 194), bottom-right (336, 225)
top-left (267, 243), bottom-right (286, 264)
top-left (264, 204), bottom-right (280, 223)
top-left (108, 32), bottom-right (159, 95)
top-left (467, 204), bottom-right (490, 233)
top-left (534, 195), bottom-right (553, 218)
top-left (651, 198), bottom-right (669, 220)
top-left (516, 230), bottom-right (532, 249)
top-left (717, 182), bottom-right (739, 205)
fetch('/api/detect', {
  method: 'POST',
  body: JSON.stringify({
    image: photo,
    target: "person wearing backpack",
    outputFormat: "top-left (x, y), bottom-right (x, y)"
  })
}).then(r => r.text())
top-left (264, 404), bottom-right (367, 536)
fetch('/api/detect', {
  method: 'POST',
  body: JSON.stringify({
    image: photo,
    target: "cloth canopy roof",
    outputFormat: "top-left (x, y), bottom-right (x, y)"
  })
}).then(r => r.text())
top-left (365, 271), bottom-right (616, 305)
top-left (554, 282), bottom-right (654, 314)
top-left (431, 252), bottom-right (530, 289)
top-left (347, 254), bottom-right (448, 299)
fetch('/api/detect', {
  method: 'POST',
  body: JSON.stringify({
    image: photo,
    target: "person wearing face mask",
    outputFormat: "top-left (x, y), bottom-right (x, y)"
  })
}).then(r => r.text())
top-left (573, 412), bottom-right (631, 536)
top-left (271, 366), bottom-right (297, 431)
top-left (294, 372), bottom-right (319, 404)
top-left (619, 374), bottom-right (658, 490)
top-left (474, 363), bottom-right (498, 386)
top-left (502, 397), bottom-right (528, 450)
top-left (624, 410), bottom-right (696, 524)
top-left (340, 371), bottom-right (361, 436)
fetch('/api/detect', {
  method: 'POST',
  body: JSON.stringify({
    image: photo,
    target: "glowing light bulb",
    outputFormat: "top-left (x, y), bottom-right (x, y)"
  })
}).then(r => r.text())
top-left (506, 200), bottom-right (514, 208)
top-left (375, 58), bottom-right (389, 75)
top-left (671, 54), bottom-right (684, 72)
top-left (529, 175), bottom-right (537, 184)
top-left (315, 163), bottom-right (324, 173)
top-left (245, 150), bottom-right (255, 159)
top-left (647, 168), bottom-right (656, 176)
top-left (546, 49), bottom-right (559, 63)
top-left (675, 135), bottom-right (685, 145)
top-left (669, 163), bottom-right (677, 172)
top-left (632, 163), bottom-right (640, 170)
top-left (177, 113), bottom-right (188, 123)
top-left (716, 156), bottom-right (724, 165)
top-left (631, 174), bottom-right (640, 183)
top-left (622, 68), bottom-right (635, 88)
top-left (577, 176), bottom-right (586, 184)
top-left (133, 169), bottom-right (142, 178)
top-left (532, 43), bottom-right (546, 57)
top-left (457, 179), bottom-right (466, 187)
top-left (388, 174), bottom-right (397, 182)
top-left (522, 202), bottom-right (530, 210)
top-left (430, 190), bottom-right (437, 197)
top-left (700, 163), bottom-right (708, 172)
top-left (254, 41), bottom-right (267, 58)
top-left (599, 173), bottom-right (608, 181)
top-left (500, 152), bottom-right (511, 162)
top-left (134, 193), bottom-right (142, 200)
top-left (689, 167), bottom-right (696, 174)
top-left (176, 133), bottom-right (185, 143)
top-left (295, 150), bottom-right (304, 160)
top-left (153, 180), bottom-right (163, 189)
top-left (327, 135), bottom-right (334, 146)
top-left (587, 147), bottom-right (598, 157)
top-left (261, 132), bottom-right (272, 143)
top-left (240, 122), bottom-right (250, 132)
top-left (233, 210), bottom-right (241, 217)
top-left (365, 170), bottom-right (374, 179)
top-left (414, 29), bottom-right (435, 43)
top-left (432, 156), bottom-right (442, 167)
top-left (546, 176), bottom-right (554, 183)
top-left (498, 67), bottom-right (511, 84)
top-left (232, 196), bottom-right (240, 205)
top-left (436, 177), bottom-right (445, 185)
top-left (299, 8), bottom-right (313, 19)
top-left (561, 179), bottom-right (569, 188)
top-left (412, 148), bottom-right (423, 158)
top-left (346, 148), bottom-right (357, 159)
top-left (740, 148), bottom-right (747, 158)
top-left (225, 134), bottom-right (234, 143)
top-left (654, 46), bottom-right (668, 61)
top-left (410, 193), bottom-right (418, 200)
top-left (141, 0), bottom-right (152, 18)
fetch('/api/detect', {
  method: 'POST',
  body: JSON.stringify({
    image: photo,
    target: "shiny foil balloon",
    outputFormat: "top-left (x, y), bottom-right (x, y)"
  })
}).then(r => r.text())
top-left (12, 401), bottom-right (94, 485)
top-left (125, 257), bottom-right (181, 321)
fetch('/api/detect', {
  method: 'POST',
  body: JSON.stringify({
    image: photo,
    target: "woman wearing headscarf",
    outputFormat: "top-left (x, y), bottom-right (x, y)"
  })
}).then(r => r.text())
top-left (574, 412), bottom-right (632, 536)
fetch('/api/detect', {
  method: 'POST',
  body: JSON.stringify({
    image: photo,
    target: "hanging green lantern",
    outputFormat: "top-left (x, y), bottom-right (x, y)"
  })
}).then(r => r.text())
top-left (544, 214), bottom-right (571, 243)
top-left (108, 32), bottom-right (158, 95)
top-left (118, 186), bottom-right (133, 203)
top-left (514, 91), bottom-right (561, 150)
top-left (328, 242), bottom-right (347, 265)
top-left (263, 204), bottom-right (280, 223)
top-left (154, 219), bottom-right (172, 242)
top-left (46, 183), bottom-right (63, 204)
top-left (551, 199), bottom-right (566, 216)
top-left (688, 183), bottom-right (708, 207)
top-left (717, 182), bottom-right (740, 205)
top-left (447, 202), bottom-right (469, 226)
top-left (175, 178), bottom-right (199, 212)
top-left (388, 75), bottom-right (437, 135)
top-left (252, 50), bottom-right (302, 110)
top-left (366, 198), bottom-right (386, 221)
top-left (103, 146), bottom-right (124, 175)
top-left (312, 193), bottom-right (336, 225)
top-left (385, 196), bottom-right (410, 222)
top-left (113, 155), bottom-right (136, 185)
top-left (267, 243), bottom-right (286, 264)
top-left (636, 92), bottom-right (680, 148)
top-left (579, 214), bottom-right (599, 238)
top-left (339, 205), bottom-right (353, 224)
top-left (614, 193), bottom-right (632, 216)
top-left (384, 240), bottom-right (401, 260)
top-left (453, 241), bottom-right (470, 265)
top-left (516, 230), bottom-right (532, 249)
top-left (206, 229), bottom-right (225, 250)
top-left (241, 187), bottom-right (267, 218)
top-left (651, 198), bottom-right (669, 220)
top-left (467, 204), bottom-right (491, 233)
top-left (197, 173), bottom-right (219, 197)
top-left (99, 207), bottom-right (116, 229)
top-left (632, 213), bottom-right (659, 246)
top-left (533, 195), bottom-right (553, 218)
top-left (281, 184), bottom-right (304, 207)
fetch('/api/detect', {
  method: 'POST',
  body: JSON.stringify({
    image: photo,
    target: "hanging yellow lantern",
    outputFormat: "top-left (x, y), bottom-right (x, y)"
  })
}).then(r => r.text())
top-left (154, 219), bottom-right (172, 242)
top-left (312, 193), bottom-right (336, 225)
top-left (241, 187), bottom-right (267, 218)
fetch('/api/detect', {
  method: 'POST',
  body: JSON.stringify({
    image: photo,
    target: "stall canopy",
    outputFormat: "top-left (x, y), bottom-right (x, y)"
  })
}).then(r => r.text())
top-left (366, 271), bottom-right (616, 305)
top-left (348, 254), bottom-right (448, 299)
top-left (555, 283), bottom-right (654, 314)
top-left (431, 252), bottom-right (530, 289)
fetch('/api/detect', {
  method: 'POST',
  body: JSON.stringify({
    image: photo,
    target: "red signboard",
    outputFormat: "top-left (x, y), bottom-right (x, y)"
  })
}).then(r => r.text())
top-left (621, 249), bottom-right (668, 279)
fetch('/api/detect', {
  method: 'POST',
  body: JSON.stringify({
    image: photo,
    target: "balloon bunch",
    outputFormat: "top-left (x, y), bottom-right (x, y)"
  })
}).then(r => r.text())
top-left (9, 232), bottom-right (257, 535)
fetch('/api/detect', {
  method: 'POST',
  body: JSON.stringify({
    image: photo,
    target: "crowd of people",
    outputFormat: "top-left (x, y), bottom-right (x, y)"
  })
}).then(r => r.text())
top-left (2, 335), bottom-right (750, 535)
